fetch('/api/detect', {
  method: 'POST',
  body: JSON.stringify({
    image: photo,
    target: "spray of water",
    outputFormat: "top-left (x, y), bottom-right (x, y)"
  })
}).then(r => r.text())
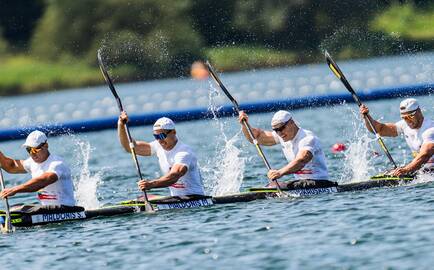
top-left (339, 106), bottom-right (379, 183)
top-left (207, 133), bottom-right (245, 196)
top-left (414, 171), bottom-right (434, 184)
top-left (341, 134), bottom-right (377, 183)
top-left (201, 82), bottom-right (245, 196)
top-left (72, 139), bottom-right (103, 209)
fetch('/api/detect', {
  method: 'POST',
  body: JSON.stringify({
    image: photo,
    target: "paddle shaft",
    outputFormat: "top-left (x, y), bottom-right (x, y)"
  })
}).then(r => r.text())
top-left (0, 168), bottom-right (13, 233)
top-left (325, 51), bottom-right (398, 169)
top-left (205, 61), bottom-right (284, 193)
top-left (97, 50), bottom-right (153, 209)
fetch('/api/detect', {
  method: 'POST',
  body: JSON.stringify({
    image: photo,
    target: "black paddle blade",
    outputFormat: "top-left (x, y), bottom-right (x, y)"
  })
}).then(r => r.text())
top-left (204, 61), bottom-right (221, 85)
top-left (324, 51), bottom-right (359, 101)
top-left (204, 61), bottom-right (240, 110)
top-left (97, 50), bottom-right (120, 99)
top-left (0, 169), bottom-right (14, 233)
top-left (325, 51), bottom-right (344, 80)
top-left (97, 49), bottom-right (154, 208)
top-left (97, 49), bottom-right (124, 111)
top-left (324, 51), bottom-right (397, 168)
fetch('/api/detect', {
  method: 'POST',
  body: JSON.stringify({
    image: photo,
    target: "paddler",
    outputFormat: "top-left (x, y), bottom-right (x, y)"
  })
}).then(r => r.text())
top-left (118, 112), bottom-right (205, 197)
top-left (0, 130), bottom-right (76, 208)
top-left (360, 98), bottom-right (434, 176)
top-left (238, 110), bottom-right (336, 189)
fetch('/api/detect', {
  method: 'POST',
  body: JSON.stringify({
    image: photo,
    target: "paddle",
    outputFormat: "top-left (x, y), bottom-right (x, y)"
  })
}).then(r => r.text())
top-left (205, 61), bottom-right (285, 196)
top-left (97, 49), bottom-right (154, 212)
top-left (0, 168), bottom-right (14, 233)
top-left (325, 51), bottom-right (398, 169)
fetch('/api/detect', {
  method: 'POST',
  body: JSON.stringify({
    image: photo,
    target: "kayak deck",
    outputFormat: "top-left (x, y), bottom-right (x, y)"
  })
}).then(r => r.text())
top-left (0, 176), bottom-right (419, 228)
top-left (249, 176), bottom-right (414, 194)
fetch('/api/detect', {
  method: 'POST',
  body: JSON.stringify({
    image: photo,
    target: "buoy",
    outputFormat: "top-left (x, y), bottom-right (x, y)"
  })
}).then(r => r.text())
top-left (331, 143), bottom-right (346, 153)
top-left (372, 151), bottom-right (380, 157)
top-left (190, 61), bottom-right (209, 80)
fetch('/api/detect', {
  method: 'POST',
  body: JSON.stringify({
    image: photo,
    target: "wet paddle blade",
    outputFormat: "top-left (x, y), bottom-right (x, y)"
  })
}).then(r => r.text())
top-left (0, 169), bottom-right (14, 233)
top-left (97, 49), bottom-right (154, 211)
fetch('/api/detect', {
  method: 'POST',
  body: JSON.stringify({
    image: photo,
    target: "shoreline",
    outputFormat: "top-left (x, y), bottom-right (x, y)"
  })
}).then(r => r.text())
top-left (1, 49), bottom-right (433, 97)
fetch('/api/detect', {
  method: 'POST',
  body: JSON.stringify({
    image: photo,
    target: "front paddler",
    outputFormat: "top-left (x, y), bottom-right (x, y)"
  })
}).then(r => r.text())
top-left (360, 98), bottom-right (434, 176)
top-left (0, 130), bottom-right (76, 209)
top-left (238, 110), bottom-right (336, 189)
top-left (118, 112), bottom-right (205, 197)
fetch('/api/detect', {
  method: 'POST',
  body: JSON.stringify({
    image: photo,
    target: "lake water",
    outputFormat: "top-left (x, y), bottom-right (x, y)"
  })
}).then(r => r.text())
top-left (0, 55), bottom-right (433, 269)
top-left (0, 51), bottom-right (432, 129)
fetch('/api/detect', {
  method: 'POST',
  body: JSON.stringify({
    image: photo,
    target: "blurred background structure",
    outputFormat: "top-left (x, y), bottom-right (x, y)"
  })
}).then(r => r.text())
top-left (0, 0), bottom-right (433, 96)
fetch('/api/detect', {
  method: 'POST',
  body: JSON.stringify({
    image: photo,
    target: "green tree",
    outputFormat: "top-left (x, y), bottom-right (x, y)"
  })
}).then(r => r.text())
top-left (0, 0), bottom-right (44, 50)
top-left (31, 0), bottom-right (203, 78)
top-left (0, 28), bottom-right (9, 56)
top-left (371, 2), bottom-right (434, 40)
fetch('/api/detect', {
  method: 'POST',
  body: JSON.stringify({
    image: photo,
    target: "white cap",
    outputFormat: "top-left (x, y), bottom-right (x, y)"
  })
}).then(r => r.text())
top-left (22, 130), bottom-right (47, 148)
top-left (399, 98), bottom-right (419, 114)
top-left (153, 117), bottom-right (175, 131)
top-left (271, 110), bottom-right (292, 126)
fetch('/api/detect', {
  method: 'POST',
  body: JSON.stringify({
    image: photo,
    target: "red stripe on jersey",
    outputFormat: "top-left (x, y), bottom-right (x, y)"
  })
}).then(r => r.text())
top-left (294, 169), bottom-right (313, 175)
top-left (170, 183), bottom-right (186, 188)
top-left (38, 193), bottom-right (58, 200)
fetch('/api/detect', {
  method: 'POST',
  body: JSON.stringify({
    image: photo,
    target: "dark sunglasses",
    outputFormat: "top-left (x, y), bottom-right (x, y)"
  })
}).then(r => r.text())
top-left (401, 110), bottom-right (417, 120)
top-left (153, 130), bottom-right (172, 140)
top-left (26, 142), bottom-right (46, 154)
top-left (272, 120), bottom-right (290, 133)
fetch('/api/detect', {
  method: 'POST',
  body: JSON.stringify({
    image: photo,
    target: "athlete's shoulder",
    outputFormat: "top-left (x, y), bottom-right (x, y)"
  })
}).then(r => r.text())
top-left (421, 126), bottom-right (434, 142)
top-left (301, 129), bottom-right (319, 141)
top-left (176, 141), bottom-right (195, 153)
top-left (298, 130), bottom-right (318, 148)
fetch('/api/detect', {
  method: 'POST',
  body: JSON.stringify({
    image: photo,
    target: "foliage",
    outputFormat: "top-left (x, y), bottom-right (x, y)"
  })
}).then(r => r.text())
top-left (206, 46), bottom-right (296, 71)
top-left (31, 0), bottom-right (203, 78)
top-left (0, 0), bottom-right (44, 50)
top-left (319, 28), bottom-right (403, 60)
top-left (0, 28), bottom-right (8, 56)
top-left (0, 56), bottom-right (101, 95)
top-left (0, 0), bottom-right (433, 95)
top-left (371, 2), bottom-right (434, 40)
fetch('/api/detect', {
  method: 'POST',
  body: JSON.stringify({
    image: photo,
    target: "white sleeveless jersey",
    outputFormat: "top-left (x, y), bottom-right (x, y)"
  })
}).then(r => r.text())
top-left (150, 140), bottom-right (205, 196)
top-left (395, 118), bottom-right (434, 170)
top-left (23, 154), bottom-right (76, 206)
top-left (272, 128), bottom-right (329, 180)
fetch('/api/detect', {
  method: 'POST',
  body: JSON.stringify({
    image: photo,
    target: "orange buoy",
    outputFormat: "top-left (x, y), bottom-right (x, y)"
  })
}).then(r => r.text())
top-left (190, 61), bottom-right (209, 80)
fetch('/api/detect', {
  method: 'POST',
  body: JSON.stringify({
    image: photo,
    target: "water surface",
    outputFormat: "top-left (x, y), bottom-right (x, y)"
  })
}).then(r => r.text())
top-left (0, 72), bottom-right (433, 270)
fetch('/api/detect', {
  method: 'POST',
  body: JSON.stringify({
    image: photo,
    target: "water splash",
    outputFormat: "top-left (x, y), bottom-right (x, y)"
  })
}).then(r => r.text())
top-left (72, 140), bottom-right (102, 209)
top-left (340, 134), bottom-right (377, 183)
top-left (206, 133), bottom-right (245, 196)
top-left (413, 171), bottom-right (434, 184)
top-left (201, 82), bottom-right (245, 196)
top-left (339, 107), bottom-right (379, 183)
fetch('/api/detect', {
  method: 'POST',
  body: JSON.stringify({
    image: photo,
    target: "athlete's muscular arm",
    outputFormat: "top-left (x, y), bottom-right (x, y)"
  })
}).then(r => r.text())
top-left (117, 111), bottom-right (151, 156)
top-left (243, 128), bottom-right (277, 146)
top-left (0, 151), bottom-right (26, 174)
top-left (238, 111), bottom-right (277, 146)
top-left (360, 104), bottom-right (398, 137)
top-left (267, 150), bottom-right (313, 180)
top-left (392, 142), bottom-right (434, 176)
top-left (137, 164), bottom-right (188, 190)
top-left (0, 172), bottom-right (58, 198)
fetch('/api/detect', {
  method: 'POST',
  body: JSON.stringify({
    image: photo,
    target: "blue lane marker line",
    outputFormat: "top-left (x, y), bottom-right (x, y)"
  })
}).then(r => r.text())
top-left (0, 83), bottom-right (432, 141)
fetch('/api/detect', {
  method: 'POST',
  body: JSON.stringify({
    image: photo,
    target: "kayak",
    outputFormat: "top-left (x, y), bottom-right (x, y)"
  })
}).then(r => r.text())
top-left (0, 175), bottom-right (418, 228)
top-left (0, 192), bottom-right (270, 228)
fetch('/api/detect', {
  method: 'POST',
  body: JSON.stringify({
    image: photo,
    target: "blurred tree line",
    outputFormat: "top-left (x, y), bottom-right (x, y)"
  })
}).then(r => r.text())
top-left (0, 0), bottom-right (433, 81)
